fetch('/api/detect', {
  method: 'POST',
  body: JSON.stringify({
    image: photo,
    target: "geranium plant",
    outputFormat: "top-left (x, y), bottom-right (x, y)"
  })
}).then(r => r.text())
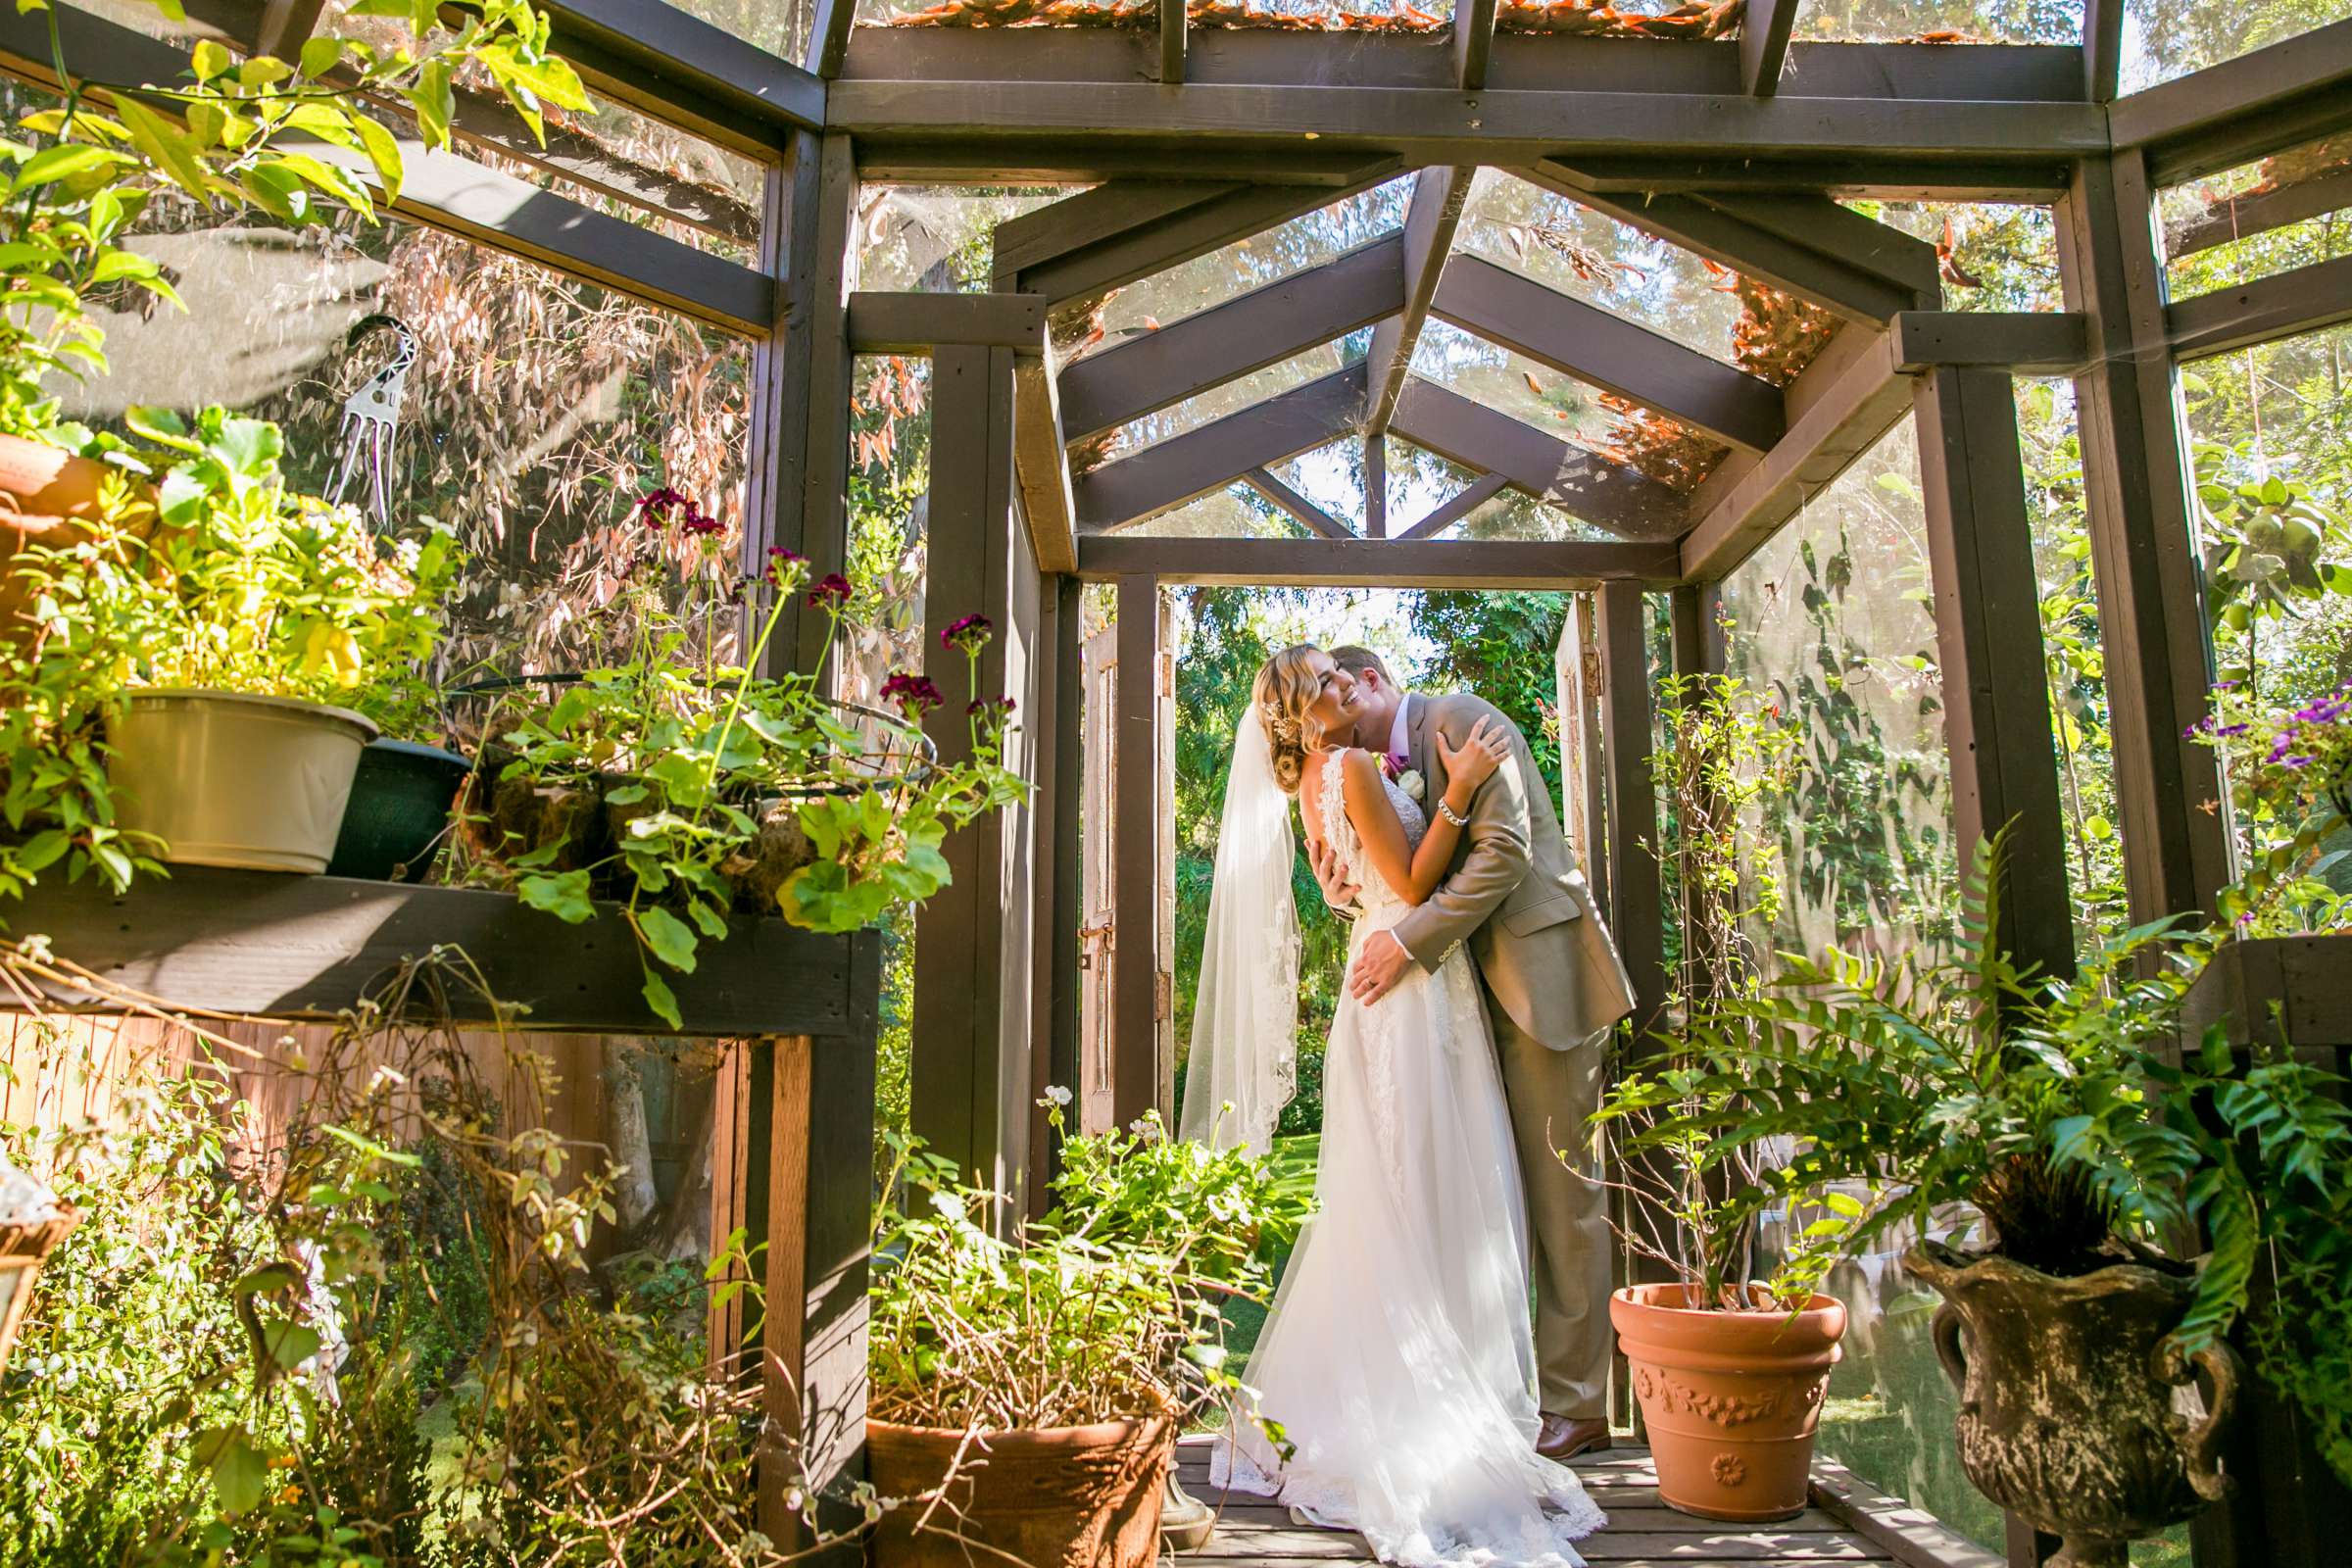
top-left (472, 490), bottom-right (1027, 1027)
top-left (0, 408), bottom-right (457, 899)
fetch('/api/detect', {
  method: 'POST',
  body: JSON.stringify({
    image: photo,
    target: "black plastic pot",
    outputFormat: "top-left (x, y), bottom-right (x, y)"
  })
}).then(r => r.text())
top-left (326, 739), bottom-right (470, 882)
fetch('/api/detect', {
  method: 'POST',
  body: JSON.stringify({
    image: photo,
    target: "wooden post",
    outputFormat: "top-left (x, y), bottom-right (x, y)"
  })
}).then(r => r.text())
top-left (911, 346), bottom-right (1042, 1201)
top-left (1911, 367), bottom-right (2076, 989)
top-left (2052, 151), bottom-right (2231, 930)
top-left (745, 131), bottom-right (858, 678)
top-left (1667, 582), bottom-right (1727, 1007)
top-left (757, 929), bottom-right (883, 1553)
top-left (1030, 573), bottom-right (1086, 1208)
top-left (1111, 573), bottom-right (1165, 1130)
top-left (1596, 582), bottom-right (1667, 1042)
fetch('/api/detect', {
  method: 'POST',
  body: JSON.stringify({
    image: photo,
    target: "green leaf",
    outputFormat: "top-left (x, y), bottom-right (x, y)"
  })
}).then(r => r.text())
top-left (191, 38), bottom-right (231, 81)
top-left (14, 142), bottom-right (122, 189)
top-left (688, 900), bottom-right (729, 940)
top-left (408, 58), bottom-right (454, 149)
top-left (263, 1319), bottom-right (322, 1370)
top-left (199, 1429), bottom-right (269, 1516)
top-left (113, 95), bottom-right (211, 198)
top-left (641, 969), bottom-right (681, 1029)
top-left (635, 905), bottom-right (698, 972)
top-left (349, 113), bottom-right (403, 207)
top-left (516, 868), bottom-right (594, 923)
top-left (299, 34), bottom-right (342, 77)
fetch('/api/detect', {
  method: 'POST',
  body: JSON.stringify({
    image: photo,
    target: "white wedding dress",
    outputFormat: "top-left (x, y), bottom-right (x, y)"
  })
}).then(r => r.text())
top-left (1211, 755), bottom-right (1607, 1568)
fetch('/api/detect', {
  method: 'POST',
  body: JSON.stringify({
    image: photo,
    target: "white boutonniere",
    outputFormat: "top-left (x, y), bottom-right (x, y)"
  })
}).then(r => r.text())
top-left (1397, 769), bottom-right (1426, 802)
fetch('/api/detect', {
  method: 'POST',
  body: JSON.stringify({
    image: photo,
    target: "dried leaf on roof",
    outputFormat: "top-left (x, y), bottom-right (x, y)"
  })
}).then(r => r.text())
top-left (885, 0), bottom-right (1733, 34)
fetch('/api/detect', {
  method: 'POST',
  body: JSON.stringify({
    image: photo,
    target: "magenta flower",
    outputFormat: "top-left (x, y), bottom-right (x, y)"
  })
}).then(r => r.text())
top-left (634, 486), bottom-right (689, 529)
top-left (806, 572), bottom-right (854, 609)
top-left (763, 546), bottom-right (806, 588)
top-left (941, 612), bottom-right (994, 656)
top-left (967, 696), bottom-right (1016, 717)
top-left (882, 672), bottom-right (946, 718)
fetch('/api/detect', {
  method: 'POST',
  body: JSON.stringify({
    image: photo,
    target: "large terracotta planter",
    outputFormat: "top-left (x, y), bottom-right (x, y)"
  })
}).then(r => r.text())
top-left (867, 1411), bottom-right (1176, 1568)
top-left (1905, 1241), bottom-right (2238, 1568)
top-left (1610, 1284), bottom-right (1846, 1522)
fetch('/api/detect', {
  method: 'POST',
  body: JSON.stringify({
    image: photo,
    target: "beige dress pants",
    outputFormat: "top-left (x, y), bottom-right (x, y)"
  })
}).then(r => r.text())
top-left (1488, 1001), bottom-right (1615, 1421)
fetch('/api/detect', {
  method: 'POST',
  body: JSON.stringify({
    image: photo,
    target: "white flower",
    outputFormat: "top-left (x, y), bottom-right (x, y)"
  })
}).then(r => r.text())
top-left (1397, 768), bottom-right (1426, 802)
top-left (1042, 1084), bottom-right (1073, 1107)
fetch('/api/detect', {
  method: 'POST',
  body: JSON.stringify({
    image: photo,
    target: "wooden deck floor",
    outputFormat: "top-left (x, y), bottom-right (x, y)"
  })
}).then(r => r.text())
top-left (1173, 1435), bottom-right (1994, 1568)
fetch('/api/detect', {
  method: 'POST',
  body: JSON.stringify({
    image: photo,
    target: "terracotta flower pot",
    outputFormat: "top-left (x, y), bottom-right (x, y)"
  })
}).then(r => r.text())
top-left (867, 1411), bottom-right (1176, 1568)
top-left (1610, 1284), bottom-right (1847, 1522)
top-left (1904, 1241), bottom-right (2238, 1568)
top-left (0, 434), bottom-right (140, 647)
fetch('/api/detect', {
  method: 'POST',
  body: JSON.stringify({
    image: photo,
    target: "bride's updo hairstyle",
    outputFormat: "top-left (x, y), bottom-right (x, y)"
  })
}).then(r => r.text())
top-left (1253, 644), bottom-right (1324, 798)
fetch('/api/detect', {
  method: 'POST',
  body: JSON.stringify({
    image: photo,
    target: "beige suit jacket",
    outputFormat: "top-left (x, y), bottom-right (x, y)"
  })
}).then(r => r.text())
top-left (1390, 692), bottom-right (1636, 1050)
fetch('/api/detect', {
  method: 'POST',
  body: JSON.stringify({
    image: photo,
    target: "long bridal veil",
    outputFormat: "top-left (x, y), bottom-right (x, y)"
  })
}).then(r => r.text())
top-left (1177, 707), bottom-right (1303, 1155)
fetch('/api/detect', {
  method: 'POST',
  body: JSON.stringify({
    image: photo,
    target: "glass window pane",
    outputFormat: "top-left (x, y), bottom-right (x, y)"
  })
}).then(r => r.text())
top-left (1455, 170), bottom-right (1751, 370)
top-left (65, 210), bottom-right (751, 679)
top-left (665, 0), bottom-right (816, 68)
top-left (1264, 439), bottom-right (1369, 531)
top-left (1849, 201), bottom-right (2064, 312)
top-left (2180, 321), bottom-right (2352, 911)
top-left (1791, 0), bottom-right (2084, 43)
top-left (1102, 340), bottom-right (1361, 461)
top-left (1119, 485), bottom-right (1301, 539)
top-left (2159, 131), bottom-right (2352, 301)
top-left (1080, 180), bottom-right (1413, 360)
top-left (858, 185), bottom-right (1077, 292)
top-left (2120, 0), bottom-right (2352, 94)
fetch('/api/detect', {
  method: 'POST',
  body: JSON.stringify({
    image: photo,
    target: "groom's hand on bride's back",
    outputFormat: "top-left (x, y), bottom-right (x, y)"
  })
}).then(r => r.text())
top-left (1310, 837), bottom-right (1360, 915)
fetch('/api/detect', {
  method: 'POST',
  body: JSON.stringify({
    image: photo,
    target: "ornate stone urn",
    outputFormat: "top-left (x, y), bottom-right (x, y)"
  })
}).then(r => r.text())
top-left (1904, 1240), bottom-right (2240, 1568)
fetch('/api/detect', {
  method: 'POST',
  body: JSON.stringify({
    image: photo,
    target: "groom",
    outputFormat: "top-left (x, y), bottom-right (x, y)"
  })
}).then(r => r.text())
top-left (1311, 646), bottom-right (1635, 1462)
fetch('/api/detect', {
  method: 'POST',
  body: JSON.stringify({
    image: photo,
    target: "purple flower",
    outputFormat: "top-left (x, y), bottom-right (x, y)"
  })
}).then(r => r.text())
top-left (806, 572), bottom-right (854, 609)
top-left (634, 486), bottom-right (689, 530)
top-left (763, 546), bottom-right (806, 588)
top-left (941, 612), bottom-right (994, 656)
top-left (882, 672), bottom-right (946, 718)
top-left (967, 696), bottom-right (1015, 717)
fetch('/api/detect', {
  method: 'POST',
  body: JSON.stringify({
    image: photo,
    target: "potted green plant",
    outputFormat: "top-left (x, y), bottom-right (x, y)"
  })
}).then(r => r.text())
top-left (2, 408), bottom-right (459, 876)
top-left (1635, 825), bottom-right (2352, 1567)
top-left (463, 489), bottom-right (1027, 1026)
top-left (864, 1100), bottom-right (1302, 1568)
top-left (1587, 670), bottom-right (1847, 1524)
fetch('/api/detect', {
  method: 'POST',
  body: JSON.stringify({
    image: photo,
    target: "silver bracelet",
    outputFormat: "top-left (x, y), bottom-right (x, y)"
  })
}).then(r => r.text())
top-left (1437, 798), bottom-right (1469, 828)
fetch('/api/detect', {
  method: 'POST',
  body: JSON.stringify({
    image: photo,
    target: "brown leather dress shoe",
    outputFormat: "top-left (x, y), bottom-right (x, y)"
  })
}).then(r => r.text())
top-left (1535, 1413), bottom-right (1612, 1462)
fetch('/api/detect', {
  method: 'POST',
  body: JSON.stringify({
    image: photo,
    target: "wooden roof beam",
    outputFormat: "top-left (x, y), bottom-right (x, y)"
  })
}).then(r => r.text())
top-left (2111, 15), bottom-right (2352, 183)
top-left (1072, 364), bottom-right (1367, 532)
top-left (2084, 0), bottom-right (2124, 103)
top-left (1454, 0), bottom-right (1498, 90)
top-left (2167, 251), bottom-right (2352, 362)
top-left (1244, 467), bottom-right (1354, 539)
top-left (1430, 253), bottom-right (1786, 454)
top-left (1365, 166), bottom-right (1473, 435)
top-left (1394, 471), bottom-right (1511, 540)
top-left (808, 0), bottom-right (855, 78)
top-left (1013, 351), bottom-right (1079, 575)
top-left (1391, 377), bottom-right (1687, 540)
top-left (1076, 534), bottom-right (1679, 587)
top-left (1056, 232), bottom-right (1406, 441)
top-left (1531, 165), bottom-right (1940, 323)
top-left (1677, 329), bottom-right (1911, 581)
top-left (1740, 0), bottom-right (1796, 97)
top-left (995, 173), bottom-right (1401, 307)
top-left (1159, 0), bottom-right (1186, 83)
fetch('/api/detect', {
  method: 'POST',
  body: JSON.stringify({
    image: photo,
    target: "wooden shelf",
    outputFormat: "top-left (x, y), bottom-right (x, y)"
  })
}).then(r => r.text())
top-left (7, 866), bottom-right (865, 1039)
top-left (2181, 934), bottom-right (2352, 1060)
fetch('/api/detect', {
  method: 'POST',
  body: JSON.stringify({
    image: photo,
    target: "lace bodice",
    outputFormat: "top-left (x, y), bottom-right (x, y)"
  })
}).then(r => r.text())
top-left (1315, 750), bottom-right (1428, 920)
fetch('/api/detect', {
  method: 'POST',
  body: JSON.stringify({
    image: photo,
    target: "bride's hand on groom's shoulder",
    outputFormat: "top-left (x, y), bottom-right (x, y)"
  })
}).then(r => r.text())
top-left (1435, 715), bottom-right (1509, 797)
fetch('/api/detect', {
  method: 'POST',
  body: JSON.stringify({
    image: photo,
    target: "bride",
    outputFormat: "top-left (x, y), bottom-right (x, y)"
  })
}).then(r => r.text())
top-left (1184, 644), bottom-right (1607, 1568)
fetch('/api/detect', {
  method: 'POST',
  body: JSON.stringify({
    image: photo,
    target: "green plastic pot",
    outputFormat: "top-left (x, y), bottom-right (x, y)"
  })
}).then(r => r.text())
top-left (327, 739), bottom-right (470, 882)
